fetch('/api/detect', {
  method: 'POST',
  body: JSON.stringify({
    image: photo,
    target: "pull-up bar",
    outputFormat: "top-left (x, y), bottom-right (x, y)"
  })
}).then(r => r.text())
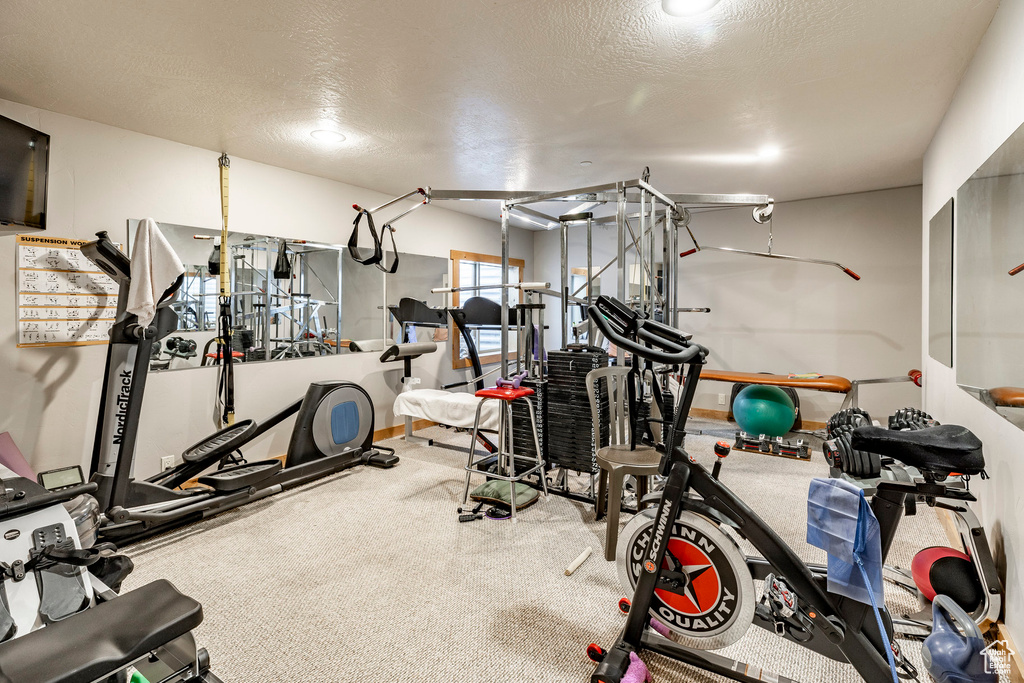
top-left (431, 282), bottom-right (551, 295)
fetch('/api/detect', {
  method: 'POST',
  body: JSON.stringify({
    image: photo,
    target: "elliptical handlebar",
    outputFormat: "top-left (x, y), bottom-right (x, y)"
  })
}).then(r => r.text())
top-left (588, 295), bottom-right (707, 365)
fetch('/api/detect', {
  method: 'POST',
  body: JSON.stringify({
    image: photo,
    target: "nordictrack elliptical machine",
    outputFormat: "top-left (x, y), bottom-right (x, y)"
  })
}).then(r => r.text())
top-left (80, 231), bottom-right (397, 546)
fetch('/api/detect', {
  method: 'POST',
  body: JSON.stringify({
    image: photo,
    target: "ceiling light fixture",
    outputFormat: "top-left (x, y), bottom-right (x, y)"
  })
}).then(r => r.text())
top-left (579, 160), bottom-right (592, 167)
top-left (758, 145), bottom-right (781, 161)
top-left (661, 0), bottom-right (721, 17)
top-left (310, 129), bottom-right (346, 143)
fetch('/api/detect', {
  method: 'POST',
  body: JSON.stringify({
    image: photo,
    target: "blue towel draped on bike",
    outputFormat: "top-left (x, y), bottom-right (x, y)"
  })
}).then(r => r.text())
top-left (807, 477), bottom-right (898, 683)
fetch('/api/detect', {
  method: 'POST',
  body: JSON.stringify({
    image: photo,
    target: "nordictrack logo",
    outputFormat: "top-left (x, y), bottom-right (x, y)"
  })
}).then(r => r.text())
top-left (112, 370), bottom-right (132, 445)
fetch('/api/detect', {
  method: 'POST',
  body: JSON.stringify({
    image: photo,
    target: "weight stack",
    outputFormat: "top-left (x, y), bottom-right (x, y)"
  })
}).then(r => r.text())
top-left (511, 378), bottom-right (547, 464)
top-left (545, 349), bottom-right (610, 474)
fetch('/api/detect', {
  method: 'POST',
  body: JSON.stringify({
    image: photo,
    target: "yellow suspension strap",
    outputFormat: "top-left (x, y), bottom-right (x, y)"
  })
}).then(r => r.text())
top-left (217, 153), bottom-right (235, 426)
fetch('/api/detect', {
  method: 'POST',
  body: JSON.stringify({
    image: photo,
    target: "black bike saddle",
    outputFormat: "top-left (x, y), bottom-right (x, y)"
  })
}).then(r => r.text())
top-left (851, 425), bottom-right (985, 477)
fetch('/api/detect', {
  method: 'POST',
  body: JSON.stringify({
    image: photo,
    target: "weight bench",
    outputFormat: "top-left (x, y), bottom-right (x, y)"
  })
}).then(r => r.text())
top-left (0, 579), bottom-right (204, 683)
top-left (698, 369), bottom-right (922, 412)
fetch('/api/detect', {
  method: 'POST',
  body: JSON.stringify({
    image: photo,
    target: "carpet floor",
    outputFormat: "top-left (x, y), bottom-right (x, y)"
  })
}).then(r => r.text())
top-left (123, 418), bottom-right (948, 682)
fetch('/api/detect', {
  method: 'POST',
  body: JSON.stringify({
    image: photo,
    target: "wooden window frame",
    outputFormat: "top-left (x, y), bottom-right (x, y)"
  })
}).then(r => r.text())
top-left (450, 250), bottom-right (526, 370)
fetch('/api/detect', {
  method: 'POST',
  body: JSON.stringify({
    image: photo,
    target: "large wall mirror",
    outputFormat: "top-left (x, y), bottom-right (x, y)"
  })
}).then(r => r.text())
top-left (928, 199), bottom-right (953, 367)
top-left (342, 250), bottom-right (449, 347)
top-left (127, 220), bottom-right (448, 371)
top-left (955, 121), bottom-right (1024, 428)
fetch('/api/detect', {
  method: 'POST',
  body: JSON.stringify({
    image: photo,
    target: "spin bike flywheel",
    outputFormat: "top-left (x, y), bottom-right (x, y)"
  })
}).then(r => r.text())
top-left (616, 509), bottom-right (755, 650)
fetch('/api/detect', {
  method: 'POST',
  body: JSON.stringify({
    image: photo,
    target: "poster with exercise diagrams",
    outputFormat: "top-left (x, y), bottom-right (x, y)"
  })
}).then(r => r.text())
top-left (16, 234), bottom-right (119, 347)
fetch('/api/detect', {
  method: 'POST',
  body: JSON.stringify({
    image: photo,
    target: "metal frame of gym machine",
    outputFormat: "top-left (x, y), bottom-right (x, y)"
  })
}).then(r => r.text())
top-left (420, 175), bottom-right (775, 501)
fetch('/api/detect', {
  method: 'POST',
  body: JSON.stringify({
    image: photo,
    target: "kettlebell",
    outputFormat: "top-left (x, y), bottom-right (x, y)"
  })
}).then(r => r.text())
top-left (921, 595), bottom-right (997, 683)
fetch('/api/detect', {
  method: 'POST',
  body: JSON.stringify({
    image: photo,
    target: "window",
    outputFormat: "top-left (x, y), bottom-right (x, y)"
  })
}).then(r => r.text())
top-left (175, 268), bottom-right (218, 330)
top-left (450, 250), bottom-right (526, 369)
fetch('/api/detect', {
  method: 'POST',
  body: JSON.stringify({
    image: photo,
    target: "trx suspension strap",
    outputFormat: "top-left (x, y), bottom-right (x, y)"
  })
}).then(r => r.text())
top-left (349, 188), bottom-right (430, 273)
top-left (347, 209), bottom-right (399, 273)
top-left (217, 153), bottom-right (235, 427)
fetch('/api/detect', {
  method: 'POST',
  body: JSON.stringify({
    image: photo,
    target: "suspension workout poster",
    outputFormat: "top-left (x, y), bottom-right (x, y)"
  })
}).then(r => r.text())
top-left (15, 234), bottom-right (119, 347)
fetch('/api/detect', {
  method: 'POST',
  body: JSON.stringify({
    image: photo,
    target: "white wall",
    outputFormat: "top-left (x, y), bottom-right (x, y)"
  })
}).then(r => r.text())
top-left (534, 187), bottom-right (924, 424)
top-left (922, 0), bottom-right (1024, 636)
top-left (0, 98), bottom-right (533, 478)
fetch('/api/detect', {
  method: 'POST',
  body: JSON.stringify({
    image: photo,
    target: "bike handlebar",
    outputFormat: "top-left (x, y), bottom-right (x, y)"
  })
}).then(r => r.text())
top-left (588, 295), bottom-right (707, 365)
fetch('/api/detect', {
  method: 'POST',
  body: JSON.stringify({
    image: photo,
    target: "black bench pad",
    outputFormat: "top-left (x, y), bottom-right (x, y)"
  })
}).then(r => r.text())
top-left (0, 579), bottom-right (202, 683)
top-left (851, 424), bottom-right (985, 476)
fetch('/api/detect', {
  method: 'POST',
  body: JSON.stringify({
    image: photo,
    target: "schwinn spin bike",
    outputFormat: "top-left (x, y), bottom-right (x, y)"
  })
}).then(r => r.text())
top-left (585, 295), bottom-right (987, 683)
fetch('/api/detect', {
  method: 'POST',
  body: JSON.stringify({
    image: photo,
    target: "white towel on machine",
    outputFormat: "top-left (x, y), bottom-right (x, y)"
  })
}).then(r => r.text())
top-left (394, 389), bottom-right (500, 432)
top-left (127, 218), bottom-right (185, 327)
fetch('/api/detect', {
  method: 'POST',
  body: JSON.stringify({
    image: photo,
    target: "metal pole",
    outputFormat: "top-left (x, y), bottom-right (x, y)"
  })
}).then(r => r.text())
top-left (586, 214), bottom-right (594, 342)
top-left (667, 206), bottom-right (678, 328)
top-left (381, 267), bottom-right (388, 342)
top-left (500, 201), bottom-right (510, 378)
top-left (336, 250), bottom-right (342, 352)
top-left (639, 189), bottom-right (647, 316)
top-left (616, 182), bottom-right (626, 365)
top-left (560, 219), bottom-right (568, 348)
top-left (264, 244), bottom-right (272, 360)
top-left (649, 196), bottom-right (656, 318)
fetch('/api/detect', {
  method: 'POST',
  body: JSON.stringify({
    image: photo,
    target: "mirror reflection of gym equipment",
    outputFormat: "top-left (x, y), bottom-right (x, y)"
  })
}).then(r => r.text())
top-left (128, 221), bottom-right (345, 368)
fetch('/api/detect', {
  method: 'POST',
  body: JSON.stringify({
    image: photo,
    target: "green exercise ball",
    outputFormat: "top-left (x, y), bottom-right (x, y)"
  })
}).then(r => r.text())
top-left (732, 385), bottom-right (796, 437)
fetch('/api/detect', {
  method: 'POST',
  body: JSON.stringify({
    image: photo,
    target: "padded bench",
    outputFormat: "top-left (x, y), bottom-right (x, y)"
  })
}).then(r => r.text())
top-left (699, 370), bottom-right (853, 394)
top-left (698, 369), bottom-right (920, 412)
top-left (987, 387), bottom-right (1024, 408)
top-left (0, 579), bottom-right (202, 683)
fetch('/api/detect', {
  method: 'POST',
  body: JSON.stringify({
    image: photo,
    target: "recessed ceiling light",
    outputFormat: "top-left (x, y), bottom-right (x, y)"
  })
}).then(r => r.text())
top-left (662, 0), bottom-right (721, 17)
top-left (310, 129), bottom-right (346, 143)
top-left (579, 160), bottom-right (592, 167)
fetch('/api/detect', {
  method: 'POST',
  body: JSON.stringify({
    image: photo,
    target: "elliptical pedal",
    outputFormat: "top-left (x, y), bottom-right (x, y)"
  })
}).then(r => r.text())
top-left (363, 447), bottom-right (399, 468)
top-left (197, 460), bottom-right (282, 492)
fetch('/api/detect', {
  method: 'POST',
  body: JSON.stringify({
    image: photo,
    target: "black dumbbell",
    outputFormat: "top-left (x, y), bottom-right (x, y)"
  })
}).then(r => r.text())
top-left (827, 408), bottom-right (872, 438)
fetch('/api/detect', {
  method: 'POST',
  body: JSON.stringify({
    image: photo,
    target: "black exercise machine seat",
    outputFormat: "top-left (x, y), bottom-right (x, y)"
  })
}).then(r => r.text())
top-left (0, 579), bottom-right (202, 683)
top-left (387, 297), bottom-right (448, 328)
top-left (851, 425), bottom-right (985, 476)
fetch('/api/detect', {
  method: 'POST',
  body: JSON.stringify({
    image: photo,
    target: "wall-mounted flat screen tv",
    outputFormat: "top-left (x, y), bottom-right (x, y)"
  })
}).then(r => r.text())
top-left (0, 114), bottom-right (49, 230)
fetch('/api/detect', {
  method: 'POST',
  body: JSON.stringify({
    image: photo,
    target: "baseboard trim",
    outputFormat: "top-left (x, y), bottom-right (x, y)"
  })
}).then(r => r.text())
top-left (374, 419), bottom-right (436, 441)
top-left (688, 408), bottom-right (826, 432)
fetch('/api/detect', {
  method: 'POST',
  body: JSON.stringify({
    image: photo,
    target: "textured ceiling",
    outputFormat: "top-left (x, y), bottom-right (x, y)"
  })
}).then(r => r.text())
top-left (0, 0), bottom-right (999, 226)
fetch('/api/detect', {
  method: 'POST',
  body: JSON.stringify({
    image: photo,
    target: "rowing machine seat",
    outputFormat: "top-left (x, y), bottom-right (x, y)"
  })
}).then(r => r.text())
top-left (0, 579), bottom-right (201, 683)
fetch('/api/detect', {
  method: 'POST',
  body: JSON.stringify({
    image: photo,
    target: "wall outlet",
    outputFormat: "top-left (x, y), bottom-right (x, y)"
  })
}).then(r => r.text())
top-left (161, 455), bottom-right (175, 471)
top-left (718, 393), bottom-right (727, 406)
